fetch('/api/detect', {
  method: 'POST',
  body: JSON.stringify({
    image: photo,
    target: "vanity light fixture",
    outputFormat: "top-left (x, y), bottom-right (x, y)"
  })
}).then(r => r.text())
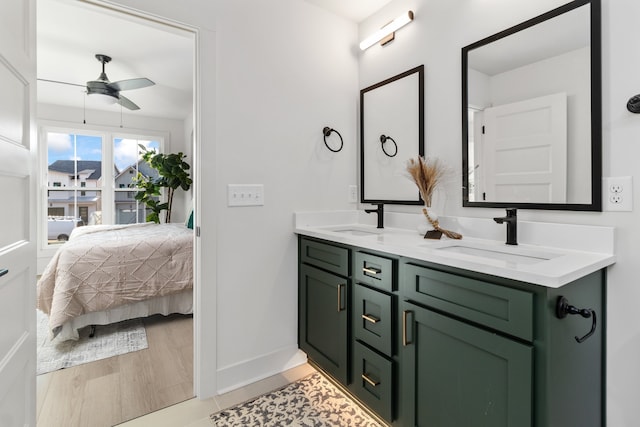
top-left (359, 11), bottom-right (414, 51)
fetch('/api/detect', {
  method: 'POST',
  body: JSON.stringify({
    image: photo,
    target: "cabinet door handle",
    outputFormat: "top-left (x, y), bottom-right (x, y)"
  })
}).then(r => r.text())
top-left (362, 266), bottom-right (381, 275)
top-left (0, 269), bottom-right (8, 278)
top-left (361, 373), bottom-right (380, 387)
top-left (361, 314), bottom-right (380, 324)
top-left (403, 310), bottom-right (413, 346)
top-left (337, 283), bottom-right (345, 312)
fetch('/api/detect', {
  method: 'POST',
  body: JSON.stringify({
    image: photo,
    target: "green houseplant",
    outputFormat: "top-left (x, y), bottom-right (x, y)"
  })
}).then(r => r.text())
top-left (134, 145), bottom-right (192, 223)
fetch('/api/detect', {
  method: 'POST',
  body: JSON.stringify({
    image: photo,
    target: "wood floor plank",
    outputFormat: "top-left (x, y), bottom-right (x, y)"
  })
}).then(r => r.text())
top-left (37, 314), bottom-right (193, 427)
top-left (77, 372), bottom-right (123, 427)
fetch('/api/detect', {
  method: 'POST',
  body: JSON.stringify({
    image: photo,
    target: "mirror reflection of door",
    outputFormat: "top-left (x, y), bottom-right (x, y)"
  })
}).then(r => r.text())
top-left (479, 92), bottom-right (567, 203)
top-left (468, 107), bottom-right (483, 202)
top-left (462, 0), bottom-right (600, 209)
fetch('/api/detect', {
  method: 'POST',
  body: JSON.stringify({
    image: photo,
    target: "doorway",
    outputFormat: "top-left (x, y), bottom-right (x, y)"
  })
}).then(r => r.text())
top-left (35, 0), bottom-right (198, 424)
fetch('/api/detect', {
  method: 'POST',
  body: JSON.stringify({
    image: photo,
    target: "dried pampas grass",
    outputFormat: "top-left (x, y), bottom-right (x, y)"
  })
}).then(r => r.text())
top-left (406, 156), bottom-right (463, 240)
top-left (405, 157), bottom-right (447, 206)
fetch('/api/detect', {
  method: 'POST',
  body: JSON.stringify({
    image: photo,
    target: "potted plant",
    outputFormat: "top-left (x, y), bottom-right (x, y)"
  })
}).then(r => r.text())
top-left (133, 145), bottom-right (192, 223)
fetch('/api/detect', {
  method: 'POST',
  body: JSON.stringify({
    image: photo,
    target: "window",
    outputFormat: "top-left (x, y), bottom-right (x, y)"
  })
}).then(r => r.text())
top-left (48, 207), bottom-right (64, 217)
top-left (45, 132), bottom-right (102, 245)
top-left (42, 127), bottom-right (165, 247)
top-left (113, 137), bottom-right (160, 225)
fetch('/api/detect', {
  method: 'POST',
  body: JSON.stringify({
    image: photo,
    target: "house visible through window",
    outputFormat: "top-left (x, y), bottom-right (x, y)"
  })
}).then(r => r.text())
top-left (114, 137), bottom-right (160, 224)
top-left (43, 128), bottom-right (163, 247)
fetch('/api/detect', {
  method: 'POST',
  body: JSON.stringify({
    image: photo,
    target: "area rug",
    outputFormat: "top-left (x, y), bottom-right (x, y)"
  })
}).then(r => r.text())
top-left (210, 372), bottom-right (383, 426)
top-left (37, 309), bottom-right (148, 375)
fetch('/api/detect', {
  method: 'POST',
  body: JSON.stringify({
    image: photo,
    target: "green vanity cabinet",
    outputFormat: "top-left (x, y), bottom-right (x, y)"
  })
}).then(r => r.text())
top-left (298, 237), bottom-right (351, 385)
top-left (399, 299), bottom-right (533, 427)
top-left (399, 259), bottom-right (605, 427)
top-left (298, 236), bottom-right (606, 427)
top-left (351, 250), bottom-right (399, 423)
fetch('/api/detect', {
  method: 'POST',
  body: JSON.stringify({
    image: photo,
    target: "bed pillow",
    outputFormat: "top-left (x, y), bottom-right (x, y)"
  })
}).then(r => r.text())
top-left (185, 209), bottom-right (194, 229)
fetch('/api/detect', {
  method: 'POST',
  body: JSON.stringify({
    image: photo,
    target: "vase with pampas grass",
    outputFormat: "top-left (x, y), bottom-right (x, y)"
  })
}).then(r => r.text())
top-left (406, 157), bottom-right (462, 240)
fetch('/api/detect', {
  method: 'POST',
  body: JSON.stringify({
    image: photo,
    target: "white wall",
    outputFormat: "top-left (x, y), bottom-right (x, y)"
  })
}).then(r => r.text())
top-left (359, 0), bottom-right (640, 425)
top-left (212, 1), bottom-right (358, 391)
top-left (100, 0), bottom-right (359, 396)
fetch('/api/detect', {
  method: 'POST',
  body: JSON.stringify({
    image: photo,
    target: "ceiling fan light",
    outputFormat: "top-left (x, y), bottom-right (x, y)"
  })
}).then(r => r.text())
top-left (88, 92), bottom-right (118, 105)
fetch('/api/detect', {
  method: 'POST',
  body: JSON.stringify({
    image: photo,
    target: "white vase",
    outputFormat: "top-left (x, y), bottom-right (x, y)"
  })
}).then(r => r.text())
top-left (417, 209), bottom-right (438, 235)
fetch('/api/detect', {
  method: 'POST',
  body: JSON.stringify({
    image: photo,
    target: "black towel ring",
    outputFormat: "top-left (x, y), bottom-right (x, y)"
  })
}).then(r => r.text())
top-left (627, 94), bottom-right (640, 113)
top-left (323, 127), bottom-right (344, 152)
top-left (380, 134), bottom-right (398, 157)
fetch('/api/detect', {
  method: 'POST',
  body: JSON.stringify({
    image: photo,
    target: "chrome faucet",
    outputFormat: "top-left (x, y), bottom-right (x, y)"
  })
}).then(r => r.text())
top-left (365, 203), bottom-right (384, 229)
top-left (493, 208), bottom-right (518, 245)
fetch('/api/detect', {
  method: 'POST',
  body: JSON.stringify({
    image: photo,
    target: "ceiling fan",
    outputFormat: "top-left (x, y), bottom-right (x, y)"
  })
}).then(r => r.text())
top-left (39, 54), bottom-right (155, 110)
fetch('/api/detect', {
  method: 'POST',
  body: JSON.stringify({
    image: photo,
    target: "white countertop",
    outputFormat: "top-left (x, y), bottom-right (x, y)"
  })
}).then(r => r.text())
top-left (294, 210), bottom-right (616, 288)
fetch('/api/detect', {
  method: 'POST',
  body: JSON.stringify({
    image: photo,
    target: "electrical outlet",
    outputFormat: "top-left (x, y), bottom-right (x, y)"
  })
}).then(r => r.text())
top-left (603, 176), bottom-right (632, 211)
top-left (348, 185), bottom-right (358, 203)
top-left (610, 184), bottom-right (623, 194)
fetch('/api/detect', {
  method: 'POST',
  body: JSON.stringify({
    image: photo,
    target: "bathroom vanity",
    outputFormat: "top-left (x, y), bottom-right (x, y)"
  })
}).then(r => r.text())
top-left (296, 211), bottom-right (614, 427)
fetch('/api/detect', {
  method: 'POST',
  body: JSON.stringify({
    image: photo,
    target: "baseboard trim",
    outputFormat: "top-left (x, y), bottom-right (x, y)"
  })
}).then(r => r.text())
top-left (216, 346), bottom-right (307, 394)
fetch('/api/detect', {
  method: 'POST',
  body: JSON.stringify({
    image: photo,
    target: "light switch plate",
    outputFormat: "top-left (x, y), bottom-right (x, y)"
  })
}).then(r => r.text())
top-left (228, 184), bottom-right (264, 206)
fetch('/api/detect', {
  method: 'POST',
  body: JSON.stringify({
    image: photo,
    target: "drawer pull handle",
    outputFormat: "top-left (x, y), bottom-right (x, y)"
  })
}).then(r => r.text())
top-left (361, 374), bottom-right (380, 387)
top-left (362, 267), bottom-right (381, 275)
top-left (337, 283), bottom-right (345, 312)
top-left (0, 269), bottom-right (8, 278)
top-left (361, 314), bottom-right (380, 324)
top-left (403, 310), bottom-right (413, 346)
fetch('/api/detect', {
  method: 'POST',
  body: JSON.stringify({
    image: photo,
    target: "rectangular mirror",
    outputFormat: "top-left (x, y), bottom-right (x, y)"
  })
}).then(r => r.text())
top-left (462, 0), bottom-right (601, 211)
top-left (361, 65), bottom-right (424, 205)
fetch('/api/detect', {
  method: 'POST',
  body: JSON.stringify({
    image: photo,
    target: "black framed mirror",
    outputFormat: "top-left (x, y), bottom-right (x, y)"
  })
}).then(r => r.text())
top-left (361, 65), bottom-right (424, 205)
top-left (462, 0), bottom-right (601, 211)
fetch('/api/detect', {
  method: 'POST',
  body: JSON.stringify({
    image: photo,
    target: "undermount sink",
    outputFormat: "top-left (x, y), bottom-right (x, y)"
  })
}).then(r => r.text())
top-left (325, 226), bottom-right (382, 236)
top-left (433, 242), bottom-right (561, 265)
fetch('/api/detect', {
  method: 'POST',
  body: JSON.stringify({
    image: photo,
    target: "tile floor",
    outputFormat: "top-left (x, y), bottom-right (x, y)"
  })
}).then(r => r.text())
top-left (117, 363), bottom-right (316, 427)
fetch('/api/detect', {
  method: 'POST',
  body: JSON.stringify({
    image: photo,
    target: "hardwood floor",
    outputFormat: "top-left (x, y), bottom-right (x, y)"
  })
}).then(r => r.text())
top-left (37, 314), bottom-right (193, 427)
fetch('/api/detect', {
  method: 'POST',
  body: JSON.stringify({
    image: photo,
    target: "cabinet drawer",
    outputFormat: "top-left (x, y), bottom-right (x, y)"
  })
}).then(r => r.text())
top-left (354, 284), bottom-right (393, 357)
top-left (300, 238), bottom-right (350, 276)
top-left (402, 263), bottom-right (533, 341)
top-left (353, 342), bottom-right (394, 423)
top-left (354, 252), bottom-right (395, 292)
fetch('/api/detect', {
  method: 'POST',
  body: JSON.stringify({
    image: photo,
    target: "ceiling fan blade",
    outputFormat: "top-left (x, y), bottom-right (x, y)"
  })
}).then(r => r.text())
top-left (117, 94), bottom-right (140, 110)
top-left (37, 78), bottom-right (86, 88)
top-left (108, 77), bottom-right (155, 92)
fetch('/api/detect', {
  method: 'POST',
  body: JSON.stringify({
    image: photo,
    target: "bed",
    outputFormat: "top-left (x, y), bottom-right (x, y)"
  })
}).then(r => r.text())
top-left (37, 222), bottom-right (193, 341)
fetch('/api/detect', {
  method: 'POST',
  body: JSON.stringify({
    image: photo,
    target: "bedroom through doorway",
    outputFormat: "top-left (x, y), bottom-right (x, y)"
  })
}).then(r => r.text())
top-left (35, 0), bottom-right (198, 425)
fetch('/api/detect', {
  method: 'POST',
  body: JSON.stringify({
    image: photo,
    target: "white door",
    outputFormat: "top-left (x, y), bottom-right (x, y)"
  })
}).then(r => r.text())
top-left (482, 92), bottom-right (567, 203)
top-left (0, 0), bottom-right (37, 425)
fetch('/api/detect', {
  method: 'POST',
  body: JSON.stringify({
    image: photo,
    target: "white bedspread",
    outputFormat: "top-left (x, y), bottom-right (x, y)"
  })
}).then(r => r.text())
top-left (37, 222), bottom-right (193, 337)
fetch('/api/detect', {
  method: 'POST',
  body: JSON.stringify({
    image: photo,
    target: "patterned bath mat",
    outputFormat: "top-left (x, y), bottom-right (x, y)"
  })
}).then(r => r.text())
top-left (210, 372), bottom-right (384, 426)
top-left (37, 309), bottom-right (148, 375)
